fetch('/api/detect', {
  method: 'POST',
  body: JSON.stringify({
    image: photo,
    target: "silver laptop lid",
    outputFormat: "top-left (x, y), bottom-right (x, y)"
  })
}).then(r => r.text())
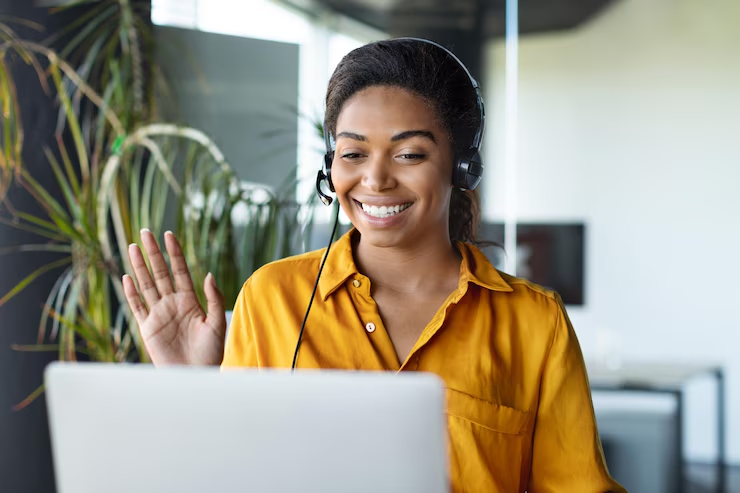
top-left (45, 362), bottom-right (449, 493)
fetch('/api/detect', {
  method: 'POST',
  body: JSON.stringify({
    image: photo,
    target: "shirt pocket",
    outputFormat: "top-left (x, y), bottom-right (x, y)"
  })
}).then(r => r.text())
top-left (445, 388), bottom-right (530, 493)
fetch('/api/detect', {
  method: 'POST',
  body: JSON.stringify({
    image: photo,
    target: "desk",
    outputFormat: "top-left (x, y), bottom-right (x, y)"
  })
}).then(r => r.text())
top-left (587, 362), bottom-right (726, 493)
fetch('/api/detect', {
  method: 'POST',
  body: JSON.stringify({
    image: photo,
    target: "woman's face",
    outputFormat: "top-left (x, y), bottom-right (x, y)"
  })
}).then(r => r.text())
top-left (331, 85), bottom-right (454, 249)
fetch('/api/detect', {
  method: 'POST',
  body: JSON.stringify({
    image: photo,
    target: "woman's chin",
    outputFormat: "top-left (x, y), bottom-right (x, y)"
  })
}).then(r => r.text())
top-left (354, 226), bottom-right (418, 250)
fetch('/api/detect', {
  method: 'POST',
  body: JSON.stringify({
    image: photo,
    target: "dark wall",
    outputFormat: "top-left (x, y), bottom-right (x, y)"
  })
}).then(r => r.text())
top-left (154, 26), bottom-right (300, 190)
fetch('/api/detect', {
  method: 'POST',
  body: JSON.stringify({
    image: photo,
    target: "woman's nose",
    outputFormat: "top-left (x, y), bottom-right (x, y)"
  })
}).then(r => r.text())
top-left (361, 156), bottom-right (396, 191)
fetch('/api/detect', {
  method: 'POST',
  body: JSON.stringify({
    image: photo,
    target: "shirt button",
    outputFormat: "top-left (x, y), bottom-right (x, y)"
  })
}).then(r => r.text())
top-left (365, 322), bottom-right (376, 333)
top-left (352, 279), bottom-right (361, 288)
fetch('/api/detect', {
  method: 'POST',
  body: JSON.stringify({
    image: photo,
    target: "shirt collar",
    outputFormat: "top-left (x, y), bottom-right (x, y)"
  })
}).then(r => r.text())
top-left (318, 229), bottom-right (513, 301)
top-left (456, 241), bottom-right (514, 293)
top-left (319, 229), bottom-right (361, 301)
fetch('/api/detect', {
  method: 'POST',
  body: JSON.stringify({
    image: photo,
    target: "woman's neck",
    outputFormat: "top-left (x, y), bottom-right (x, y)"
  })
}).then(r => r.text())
top-left (353, 230), bottom-right (462, 295)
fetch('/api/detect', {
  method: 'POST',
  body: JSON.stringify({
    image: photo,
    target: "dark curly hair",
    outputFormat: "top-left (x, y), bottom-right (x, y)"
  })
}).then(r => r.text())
top-left (324, 38), bottom-right (485, 245)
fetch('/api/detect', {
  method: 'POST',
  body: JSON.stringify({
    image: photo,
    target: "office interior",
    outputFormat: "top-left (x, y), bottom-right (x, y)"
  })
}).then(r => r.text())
top-left (0, 0), bottom-right (737, 492)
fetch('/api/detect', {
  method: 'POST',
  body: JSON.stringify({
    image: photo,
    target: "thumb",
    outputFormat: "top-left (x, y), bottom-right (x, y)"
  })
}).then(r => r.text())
top-left (203, 272), bottom-right (226, 335)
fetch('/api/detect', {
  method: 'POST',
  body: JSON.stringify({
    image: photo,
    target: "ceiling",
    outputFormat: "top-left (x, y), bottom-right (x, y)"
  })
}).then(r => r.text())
top-left (283, 0), bottom-right (618, 38)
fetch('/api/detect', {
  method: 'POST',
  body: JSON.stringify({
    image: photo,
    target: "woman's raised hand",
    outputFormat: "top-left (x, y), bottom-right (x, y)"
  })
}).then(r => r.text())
top-left (122, 229), bottom-right (227, 366)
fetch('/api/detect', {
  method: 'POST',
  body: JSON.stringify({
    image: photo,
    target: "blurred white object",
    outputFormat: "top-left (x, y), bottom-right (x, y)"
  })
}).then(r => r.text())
top-left (594, 326), bottom-right (623, 370)
top-left (45, 363), bottom-right (449, 493)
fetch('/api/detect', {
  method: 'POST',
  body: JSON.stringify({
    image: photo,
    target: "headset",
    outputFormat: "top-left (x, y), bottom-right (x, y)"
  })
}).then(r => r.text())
top-left (315, 36), bottom-right (486, 207)
top-left (295, 37), bottom-right (486, 370)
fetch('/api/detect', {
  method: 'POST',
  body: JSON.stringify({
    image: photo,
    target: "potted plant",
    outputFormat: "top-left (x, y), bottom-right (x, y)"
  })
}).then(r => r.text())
top-left (0, 2), bottom-right (318, 408)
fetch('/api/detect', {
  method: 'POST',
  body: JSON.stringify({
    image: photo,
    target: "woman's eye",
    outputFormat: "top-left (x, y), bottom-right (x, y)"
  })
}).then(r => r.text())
top-left (398, 154), bottom-right (425, 160)
top-left (341, 153), bottom-right (363, 160)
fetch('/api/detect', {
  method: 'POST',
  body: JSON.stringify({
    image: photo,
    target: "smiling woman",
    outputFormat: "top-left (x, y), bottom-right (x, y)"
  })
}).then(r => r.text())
top-left (331, 86), bottom-right (455, 250)
top-left (123, 38), bottom-right (626, 493)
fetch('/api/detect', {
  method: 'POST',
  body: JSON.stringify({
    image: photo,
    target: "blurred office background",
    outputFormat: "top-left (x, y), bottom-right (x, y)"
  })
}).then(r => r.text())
top-left (0, 0), bottom-right (738, 491)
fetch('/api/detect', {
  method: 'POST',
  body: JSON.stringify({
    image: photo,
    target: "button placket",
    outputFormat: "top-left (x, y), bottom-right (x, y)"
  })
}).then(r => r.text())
top-left (355, 279), bottom-right (377, 334)
top-left (347, 275), bottom-right (395, 366)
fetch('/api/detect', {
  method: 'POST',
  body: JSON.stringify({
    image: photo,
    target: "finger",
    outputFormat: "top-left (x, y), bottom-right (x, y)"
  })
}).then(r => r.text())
top-left (140, 228), bottom-right (174, 296)
top-left (128, 242), bottom-right (161, 307)
top-left (204, 272), bottom-right (227, 337)
top-left (122, 274), bottom-right (149, 326)
top-left (163, 231), bottom-right (195, 293)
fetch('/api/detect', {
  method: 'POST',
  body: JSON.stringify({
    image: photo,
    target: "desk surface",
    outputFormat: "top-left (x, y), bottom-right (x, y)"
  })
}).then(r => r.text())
top-left (586, 361), bottom-right (722, 391)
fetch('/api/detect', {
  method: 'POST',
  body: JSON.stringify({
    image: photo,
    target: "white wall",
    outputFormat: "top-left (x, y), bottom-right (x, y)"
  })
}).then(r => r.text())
top-left (483, 0), bottom-right (740, 463)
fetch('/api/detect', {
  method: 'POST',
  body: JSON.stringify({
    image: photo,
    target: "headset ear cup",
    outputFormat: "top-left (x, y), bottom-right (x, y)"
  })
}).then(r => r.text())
top-left (454, 148), bottom-right (484, 191)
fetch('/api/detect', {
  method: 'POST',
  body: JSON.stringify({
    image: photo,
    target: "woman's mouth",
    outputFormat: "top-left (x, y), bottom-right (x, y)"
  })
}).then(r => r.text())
top-left (358, 201), bottom-right (413, 219)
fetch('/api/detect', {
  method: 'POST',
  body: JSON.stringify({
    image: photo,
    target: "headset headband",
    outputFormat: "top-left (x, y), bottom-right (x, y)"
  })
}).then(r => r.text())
top-left (323, 37), bottom-right (485, 154)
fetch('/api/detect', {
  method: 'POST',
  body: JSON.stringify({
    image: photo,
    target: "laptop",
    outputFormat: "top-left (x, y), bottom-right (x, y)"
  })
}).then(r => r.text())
top-left (45, 362), bottom-right (449, 493)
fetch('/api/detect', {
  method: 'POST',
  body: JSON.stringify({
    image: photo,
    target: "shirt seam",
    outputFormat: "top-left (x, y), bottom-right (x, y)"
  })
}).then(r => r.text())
top-left (502, 277), bottom-right (558, 301)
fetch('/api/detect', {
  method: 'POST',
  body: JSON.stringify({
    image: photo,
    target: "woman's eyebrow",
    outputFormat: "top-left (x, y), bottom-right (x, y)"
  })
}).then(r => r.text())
top-left (391, 130), bottom-right (436, 143)
top-left (335, 129), bottom-right (437, 144)
top-left (336, 131), bottom-right (368, 142)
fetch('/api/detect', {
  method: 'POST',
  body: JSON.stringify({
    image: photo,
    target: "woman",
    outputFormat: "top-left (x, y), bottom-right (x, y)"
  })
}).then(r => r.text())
top-left (122, 38), bottom-right (626, 492)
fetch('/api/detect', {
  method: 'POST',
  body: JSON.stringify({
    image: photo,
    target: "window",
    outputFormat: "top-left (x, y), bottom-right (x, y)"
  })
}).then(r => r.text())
top-left (151, 0), bottom-right (387, 210)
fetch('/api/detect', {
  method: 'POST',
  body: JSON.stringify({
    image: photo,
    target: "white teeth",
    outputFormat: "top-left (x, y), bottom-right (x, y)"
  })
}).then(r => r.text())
top-left (361, 202), bottom-right (411, 218)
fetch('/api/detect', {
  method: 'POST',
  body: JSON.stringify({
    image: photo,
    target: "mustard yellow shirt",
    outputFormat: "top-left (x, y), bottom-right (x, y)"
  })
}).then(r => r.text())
top-left (223, 230), bottom-right (626, 493)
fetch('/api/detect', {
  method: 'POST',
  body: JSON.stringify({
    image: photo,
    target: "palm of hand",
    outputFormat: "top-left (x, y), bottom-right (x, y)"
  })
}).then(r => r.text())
top-left (123, 230), bottom-right (227, 367)
top-left (142, 293), bottom-right (219, 365)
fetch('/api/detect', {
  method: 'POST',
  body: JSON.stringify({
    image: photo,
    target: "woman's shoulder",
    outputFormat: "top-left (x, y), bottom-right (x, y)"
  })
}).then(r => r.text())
top-left (462, 242), bottom-right (561, 307)
top-left (489, 271), bottom-right (570, 348)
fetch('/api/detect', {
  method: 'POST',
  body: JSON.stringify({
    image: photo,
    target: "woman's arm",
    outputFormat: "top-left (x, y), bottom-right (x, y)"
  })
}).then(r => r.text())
top-left (527, 294), bottom-right (627, 493)
top-left (221, 277), bottom-right (259, 368)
